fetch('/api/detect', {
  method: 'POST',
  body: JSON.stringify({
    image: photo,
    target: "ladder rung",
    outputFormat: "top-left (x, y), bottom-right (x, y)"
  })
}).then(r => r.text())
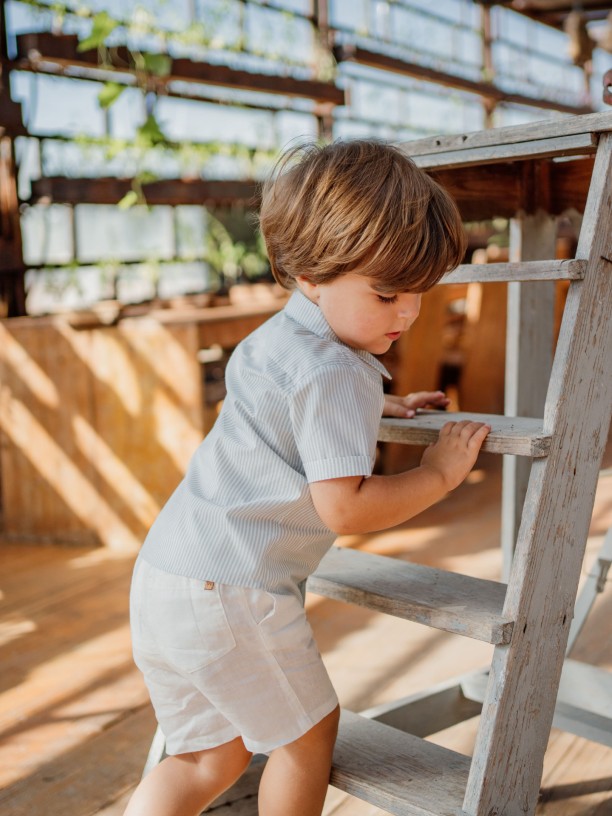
top-left (403, 110), bottom-right (612, 157)
top-left (379, 411), bottom-right (550, 458)
top-left (308, 547), bottom-right (512, 645)
top-left (332, 710), bottom-right (469, 816)
top-left (410, 132), bottom-right (597, 170)
top-left (442, 259), bottom-right (586, 285)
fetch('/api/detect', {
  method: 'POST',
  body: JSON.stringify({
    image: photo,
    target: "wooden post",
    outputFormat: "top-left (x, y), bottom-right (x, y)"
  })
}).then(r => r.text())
top-left (312, 0), bottom-right (334, 142)
top-left (0, 1), bottom-right (26, 317)
top-left (481, 4), bottom-right (496, 130)
top-left (501, 212), bottom-right (556, 580)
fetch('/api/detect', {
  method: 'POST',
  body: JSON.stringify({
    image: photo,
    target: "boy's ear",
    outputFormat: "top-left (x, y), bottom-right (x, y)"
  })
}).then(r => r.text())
top-left (296, 275), bottom-right (320, 302)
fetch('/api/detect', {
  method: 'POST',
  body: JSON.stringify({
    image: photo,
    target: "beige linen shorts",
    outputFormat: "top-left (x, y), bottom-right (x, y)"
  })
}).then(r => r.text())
top-left (130, 557), bottom-right (338, 755)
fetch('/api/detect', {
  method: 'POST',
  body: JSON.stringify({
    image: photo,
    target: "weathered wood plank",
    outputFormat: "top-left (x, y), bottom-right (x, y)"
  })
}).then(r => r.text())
top-left (411, 132), bottom-right (597, 171)
top-left (442, 259), bottom-right (586, 285)
top-left (330, 710), bottom-right (469, 816)
top-left (378, 411), bottom-right (550, 458)
top-left (308, 547), bottom-right (512, 645)
top-left (402, 110), bottom-right (612, 157)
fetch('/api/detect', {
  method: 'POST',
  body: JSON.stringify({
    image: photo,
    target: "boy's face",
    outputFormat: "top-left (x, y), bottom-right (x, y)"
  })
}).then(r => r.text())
top-left (297, 273), bottom-right (422, 355)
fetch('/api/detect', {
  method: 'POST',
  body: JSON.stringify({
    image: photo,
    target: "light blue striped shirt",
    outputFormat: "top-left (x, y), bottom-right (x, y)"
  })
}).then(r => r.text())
top-left (140, 289), bottom-right (391, 596)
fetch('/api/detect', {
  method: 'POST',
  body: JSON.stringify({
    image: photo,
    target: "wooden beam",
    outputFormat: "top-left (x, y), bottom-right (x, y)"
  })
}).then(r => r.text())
top-left (403, 110), bottom-right (612, 157)
top-left (430, 164), bottom-right (523, 220)
top-left (0, 135), bottom-right (26, 315)
top-left (333, 42), bottom-right (594, 116)
top-left (30, 177), bottom-right (260, 206)
top-left (0, 92), bottom-right (27, 137)
top-left (28, 158), bottom-right (594, 219)
top-left (16, 32), bottom-right (345, 105)
top-left (550, 155), bottom-right (594, 215)
top-left (430, 157), bottom-right (592, 220)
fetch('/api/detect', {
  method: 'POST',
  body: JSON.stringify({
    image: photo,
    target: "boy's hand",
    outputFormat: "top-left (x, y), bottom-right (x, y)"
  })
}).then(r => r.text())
top-left (420, 420), bottom-right (490, 492)
top-left (383, 390), bottom-right (450, 418)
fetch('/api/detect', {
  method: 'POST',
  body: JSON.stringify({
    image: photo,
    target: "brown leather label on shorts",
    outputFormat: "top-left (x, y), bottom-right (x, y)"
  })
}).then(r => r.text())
top-left (203, 580), bottom-right (215, 590)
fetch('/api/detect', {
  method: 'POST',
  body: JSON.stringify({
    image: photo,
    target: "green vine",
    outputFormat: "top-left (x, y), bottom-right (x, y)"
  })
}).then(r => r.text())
top-left (204, 214), bottom-right (269, 290)
top-left (17, 0), bottom-right (330, 75)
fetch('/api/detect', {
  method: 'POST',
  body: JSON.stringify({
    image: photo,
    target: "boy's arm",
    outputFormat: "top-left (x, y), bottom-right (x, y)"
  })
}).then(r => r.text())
top-left (308, 420), bottom-right (490, 535)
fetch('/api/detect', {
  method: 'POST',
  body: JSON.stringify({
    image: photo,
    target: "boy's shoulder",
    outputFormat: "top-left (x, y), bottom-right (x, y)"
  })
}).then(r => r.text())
top-left (238, 306), bottom-right (368, 386)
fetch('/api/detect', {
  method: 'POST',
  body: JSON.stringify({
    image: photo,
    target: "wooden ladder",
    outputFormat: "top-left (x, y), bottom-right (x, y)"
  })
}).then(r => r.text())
top-left (308, 111), bottom-right (612, 815)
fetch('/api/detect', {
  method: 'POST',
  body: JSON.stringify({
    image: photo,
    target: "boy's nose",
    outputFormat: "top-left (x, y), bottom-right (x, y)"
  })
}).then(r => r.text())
top-left (398, 295), bottom-right (421, 320)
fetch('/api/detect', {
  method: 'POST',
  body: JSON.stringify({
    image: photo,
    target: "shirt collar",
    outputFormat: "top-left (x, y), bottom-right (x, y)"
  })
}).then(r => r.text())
top-left (284, 289), bottom-right (392, 380)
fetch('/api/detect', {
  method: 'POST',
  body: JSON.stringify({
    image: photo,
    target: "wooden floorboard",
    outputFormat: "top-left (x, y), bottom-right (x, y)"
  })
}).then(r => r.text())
top-left (1, 453), bottom-right (611, 816)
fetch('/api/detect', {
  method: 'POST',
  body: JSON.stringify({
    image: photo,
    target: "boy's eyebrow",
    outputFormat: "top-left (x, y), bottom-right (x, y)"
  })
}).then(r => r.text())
top-left (369, 281), bottom-right (397, 294)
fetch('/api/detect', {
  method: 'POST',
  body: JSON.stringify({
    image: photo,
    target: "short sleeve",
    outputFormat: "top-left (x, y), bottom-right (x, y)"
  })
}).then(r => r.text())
top-left (290, 364), bottom-right (384, 483)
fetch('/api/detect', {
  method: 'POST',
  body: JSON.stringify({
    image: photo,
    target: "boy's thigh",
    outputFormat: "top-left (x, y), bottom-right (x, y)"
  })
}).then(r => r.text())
top-left (200, 584), bottom-right (339, 756)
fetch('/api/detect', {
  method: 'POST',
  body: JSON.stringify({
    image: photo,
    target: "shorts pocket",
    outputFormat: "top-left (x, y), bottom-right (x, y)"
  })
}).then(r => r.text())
top-left (257, 592), bottom-right (314, 653)
top-left (243, 587), bottom-right (277, 627)
top-left (153, 581), bottom-right (237, 673)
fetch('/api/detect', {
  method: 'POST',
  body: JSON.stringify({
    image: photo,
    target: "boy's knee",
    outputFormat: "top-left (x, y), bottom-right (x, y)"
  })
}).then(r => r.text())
top-left (188, 737), bottom-right (252, 788)
top-left (295, 705), bottom-right (341, 751)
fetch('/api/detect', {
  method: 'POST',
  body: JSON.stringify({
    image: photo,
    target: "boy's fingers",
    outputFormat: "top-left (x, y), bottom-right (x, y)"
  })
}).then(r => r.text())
top-left (467, 423), bottom-right (491, 446)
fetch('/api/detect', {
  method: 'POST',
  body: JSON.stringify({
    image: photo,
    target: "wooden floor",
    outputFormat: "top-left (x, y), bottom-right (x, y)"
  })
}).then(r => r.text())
top-left (1, 451), bottom-right (611, 816)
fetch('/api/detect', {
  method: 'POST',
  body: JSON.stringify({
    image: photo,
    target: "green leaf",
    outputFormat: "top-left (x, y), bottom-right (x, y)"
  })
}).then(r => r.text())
top-left (117, 190), bottom-right (139, 210)
top-left (97, 82), bottom-right (126, 109)
top-left (77, 11), bottom-right (119, 52)
top-left (136, 114), bottom-right (168, 148)
top-left (142, 53), bottom-right (172, 77)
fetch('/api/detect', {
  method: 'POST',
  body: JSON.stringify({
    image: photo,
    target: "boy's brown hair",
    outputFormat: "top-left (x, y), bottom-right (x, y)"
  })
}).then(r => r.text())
top-left (259, 139), bottom-right (465, 294)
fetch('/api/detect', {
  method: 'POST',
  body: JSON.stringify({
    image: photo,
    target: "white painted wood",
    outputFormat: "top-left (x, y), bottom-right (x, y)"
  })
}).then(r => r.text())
top-left (441, 258), bottom-right (585, 285)
top-left (378, 411), bottom-right (550, 457)
top-left (459, 660), bottom-right (612, 748)
top-left (557, 659), bottom-right (612, 721)
top-left (501, 212), bottom-right (556, 581)
top-left (331, 710), bottom-right (469, 816)
top-left (411, 132), bottom-right (597, 171)
top-left (463, 133), bottom-right (612, 816)
top-left (402, 110), bottom-right (612, 157)
top-left (553, 702), bottom-right (612, 748)
top-left (308, 546), bottom-right (512, 645)
top-left (566, 525), bottom-right (612, 652)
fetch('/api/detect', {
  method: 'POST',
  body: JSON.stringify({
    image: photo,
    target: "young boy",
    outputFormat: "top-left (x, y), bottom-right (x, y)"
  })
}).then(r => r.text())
top-left (126, 140), bottom-right (490, 816)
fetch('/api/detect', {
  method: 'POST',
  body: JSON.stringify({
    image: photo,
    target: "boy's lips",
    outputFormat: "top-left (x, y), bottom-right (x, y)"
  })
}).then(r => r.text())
top-left (386, 331), bottom-right (402, 341)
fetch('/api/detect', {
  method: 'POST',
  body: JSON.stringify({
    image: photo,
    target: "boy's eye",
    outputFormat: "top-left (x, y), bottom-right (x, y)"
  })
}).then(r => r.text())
top-left (377, 294), bottom-right (398, 304)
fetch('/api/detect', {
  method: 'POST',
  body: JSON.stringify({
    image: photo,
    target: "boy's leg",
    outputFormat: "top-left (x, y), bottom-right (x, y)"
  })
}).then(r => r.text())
top-left (258, 705), bottom-right (340, 816)
top-left (123, 735), bottom-right (252, 816)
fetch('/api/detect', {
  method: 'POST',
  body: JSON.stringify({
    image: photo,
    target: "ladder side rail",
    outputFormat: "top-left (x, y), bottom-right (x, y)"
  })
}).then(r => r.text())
top-left (462, 132), bottom-right (612, 816)
top-left (501, 213), bottom-right (557, 581)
